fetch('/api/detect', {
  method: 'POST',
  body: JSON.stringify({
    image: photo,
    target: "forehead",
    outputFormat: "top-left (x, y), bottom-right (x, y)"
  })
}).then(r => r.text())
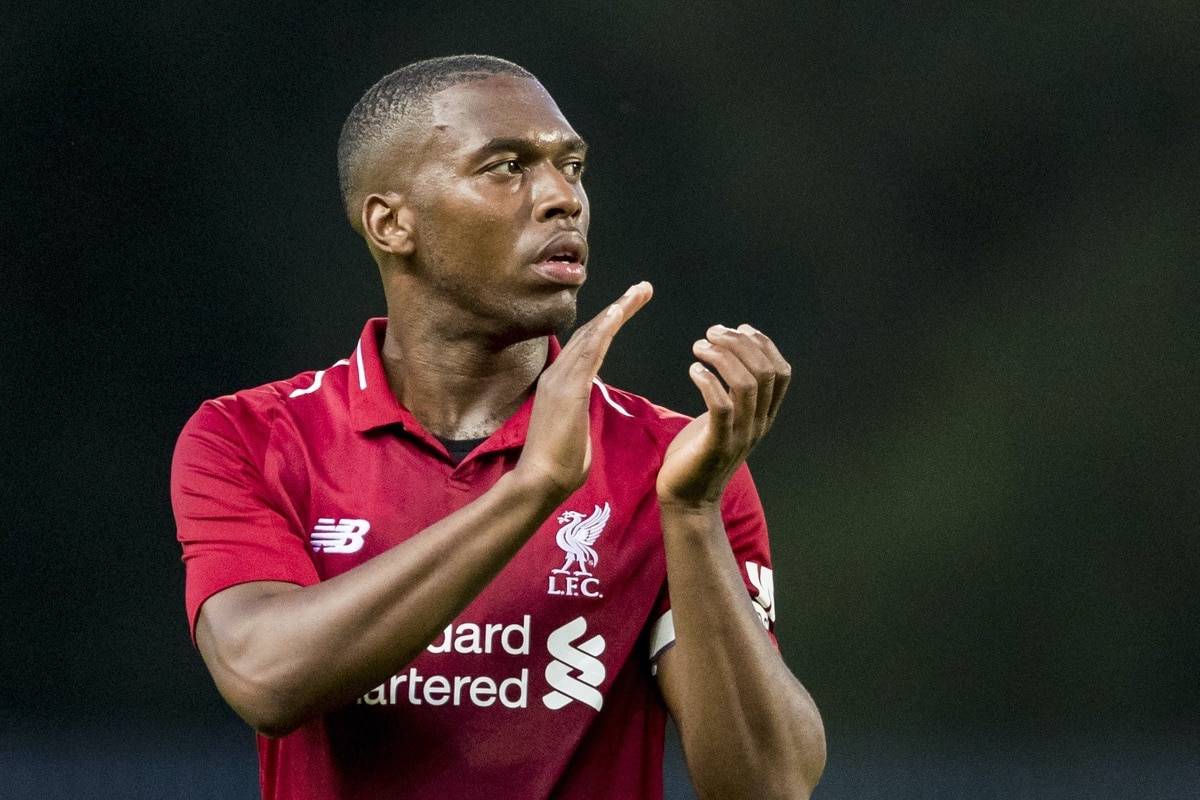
top-left (425, 75), bottom-right (580, 157)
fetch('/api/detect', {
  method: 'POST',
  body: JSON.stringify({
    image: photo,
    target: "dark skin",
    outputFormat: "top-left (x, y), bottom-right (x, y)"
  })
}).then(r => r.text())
top-left (195, 74), bottom-right (824, 799)
top-left (364, 75), bottom-right (593, 439)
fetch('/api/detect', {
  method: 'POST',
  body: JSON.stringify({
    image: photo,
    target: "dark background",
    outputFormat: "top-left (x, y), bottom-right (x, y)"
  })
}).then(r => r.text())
top-left (3, 2), bottom-right (1197, 797)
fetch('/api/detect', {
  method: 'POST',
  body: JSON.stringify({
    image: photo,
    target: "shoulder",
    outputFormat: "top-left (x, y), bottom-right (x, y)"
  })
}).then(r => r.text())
top-left (590, 379), bottom-right (692, 448)
top-left (176, 359), bottom-right (352, 458)
top-left (591, 379), bottom-right (762, 504)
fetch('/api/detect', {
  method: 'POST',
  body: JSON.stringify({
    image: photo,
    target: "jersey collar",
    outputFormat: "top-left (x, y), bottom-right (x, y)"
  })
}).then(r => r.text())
top-left (348, 317), bottom-right (562, 457)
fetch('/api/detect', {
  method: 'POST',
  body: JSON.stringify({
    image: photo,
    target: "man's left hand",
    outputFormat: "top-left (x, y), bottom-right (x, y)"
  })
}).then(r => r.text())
top-left (656, 324), bottom-right (791, 510)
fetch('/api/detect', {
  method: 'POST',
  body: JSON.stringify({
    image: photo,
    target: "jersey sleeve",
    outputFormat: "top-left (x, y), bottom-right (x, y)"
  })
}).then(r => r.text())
top-left (648, 463), bottom-right (779, 671)
top-left (171, 400), bottom-right (319, 644)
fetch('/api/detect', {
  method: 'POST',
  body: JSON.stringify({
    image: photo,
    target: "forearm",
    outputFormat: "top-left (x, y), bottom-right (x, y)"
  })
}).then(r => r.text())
top-left (660, 505), bottom-right (825, 799)
top-left (191, 286), bottom-right (656, 736)
top-left (208, 469), bottom-right (562, 735)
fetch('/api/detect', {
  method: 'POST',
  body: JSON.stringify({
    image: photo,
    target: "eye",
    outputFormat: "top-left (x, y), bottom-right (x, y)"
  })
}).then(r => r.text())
top-left (563, 160), bottom-right (586, 178)
top-left (487, 159), bottom-right (523, 175)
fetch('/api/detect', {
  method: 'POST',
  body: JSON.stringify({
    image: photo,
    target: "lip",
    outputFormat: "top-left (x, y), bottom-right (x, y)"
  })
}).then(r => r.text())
top-left (530, 231), bottom-right (587, 286)
top-left (530, 259), bottom-right (587, 286)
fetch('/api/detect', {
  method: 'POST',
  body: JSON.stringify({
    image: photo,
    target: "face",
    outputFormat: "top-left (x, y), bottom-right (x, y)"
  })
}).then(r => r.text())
top-left (393, 75), bottom-right (590, 341)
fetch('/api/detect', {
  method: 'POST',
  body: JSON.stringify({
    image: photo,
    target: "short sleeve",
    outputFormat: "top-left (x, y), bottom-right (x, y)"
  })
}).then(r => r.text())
top-left (170, 400), bottom-right (319, 644)
top-left (648, 463), bottom-right (778, 670)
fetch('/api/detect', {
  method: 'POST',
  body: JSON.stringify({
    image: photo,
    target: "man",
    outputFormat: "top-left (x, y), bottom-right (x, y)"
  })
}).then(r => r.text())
top-left (171, 54), bottom-right (824, 799)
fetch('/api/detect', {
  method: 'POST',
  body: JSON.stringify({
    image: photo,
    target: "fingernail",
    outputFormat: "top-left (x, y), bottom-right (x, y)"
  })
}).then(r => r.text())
top-left (696, 340), bottom-right (712, 349)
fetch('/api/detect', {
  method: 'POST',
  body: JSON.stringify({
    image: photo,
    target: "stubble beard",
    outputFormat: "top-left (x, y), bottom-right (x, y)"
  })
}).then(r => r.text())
top-left (417, 243), bottom-right (578, 346)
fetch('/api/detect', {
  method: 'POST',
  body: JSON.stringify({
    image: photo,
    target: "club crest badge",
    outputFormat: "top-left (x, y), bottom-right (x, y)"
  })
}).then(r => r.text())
top-left (548, 502), bottom-right (610, 598)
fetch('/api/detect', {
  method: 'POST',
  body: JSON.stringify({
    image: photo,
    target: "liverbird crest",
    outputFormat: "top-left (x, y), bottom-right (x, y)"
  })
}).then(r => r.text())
top-left (552, 503), bottom-right (611, 576)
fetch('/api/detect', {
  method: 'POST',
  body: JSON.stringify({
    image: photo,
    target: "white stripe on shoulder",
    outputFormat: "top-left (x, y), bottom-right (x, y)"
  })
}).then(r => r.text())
top-left (288, 359), bottom-right (350, 399)
top-left (355, 342), bottom-right (367, 390)
top-left (648, 610), bottom-right (676, 674)
top-left (592, 377), bottom-right (633, 417)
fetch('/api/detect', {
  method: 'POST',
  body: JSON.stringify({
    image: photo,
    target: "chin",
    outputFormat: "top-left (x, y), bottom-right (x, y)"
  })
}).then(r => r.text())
top-left (501, 290), bottom-right (578, 342)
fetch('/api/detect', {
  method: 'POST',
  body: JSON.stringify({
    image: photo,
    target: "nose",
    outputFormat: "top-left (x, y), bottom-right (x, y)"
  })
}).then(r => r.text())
top-left (532, 164), bottom-right (584, 223)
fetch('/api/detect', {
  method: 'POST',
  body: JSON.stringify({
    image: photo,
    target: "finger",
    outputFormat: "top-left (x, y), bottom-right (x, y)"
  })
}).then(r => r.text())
top-left (706, 325), bottom-right (775, 435)
top-left (607, 280), bottom-right (654, 326)
top-left (692, 338), bottom-right (757, 447)
top-left (736, 324), bottom-right (791, 426)
top-left (688, 361), bottom-right (733, 445)
top-left (562, 281), bottom-right (650, 344)
top-left (561, 281), bottom-right (653, 378)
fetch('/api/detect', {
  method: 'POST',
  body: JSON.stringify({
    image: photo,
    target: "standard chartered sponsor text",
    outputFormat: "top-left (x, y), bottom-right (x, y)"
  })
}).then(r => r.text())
top-left (357, 616), bottom-right (531, 709)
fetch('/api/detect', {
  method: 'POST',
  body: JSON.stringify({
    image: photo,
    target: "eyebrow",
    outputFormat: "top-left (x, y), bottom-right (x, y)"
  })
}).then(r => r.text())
top-left (476, 135), bottom-right (589, 157)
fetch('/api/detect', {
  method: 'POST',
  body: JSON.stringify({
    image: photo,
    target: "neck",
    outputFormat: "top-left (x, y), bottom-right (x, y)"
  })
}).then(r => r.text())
top-left (380, 308), bottom-right (548, 441)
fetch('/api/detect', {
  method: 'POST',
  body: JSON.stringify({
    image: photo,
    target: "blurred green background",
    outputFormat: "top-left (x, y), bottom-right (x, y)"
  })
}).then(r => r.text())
top-left (2, 1), bottom-right (1196, 797)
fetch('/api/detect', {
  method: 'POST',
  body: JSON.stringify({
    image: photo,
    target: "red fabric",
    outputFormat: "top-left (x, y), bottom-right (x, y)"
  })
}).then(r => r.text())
top-left (170, 318), bottom-right (776, 800)
top-left (647, 463), bottom-right (780, 660)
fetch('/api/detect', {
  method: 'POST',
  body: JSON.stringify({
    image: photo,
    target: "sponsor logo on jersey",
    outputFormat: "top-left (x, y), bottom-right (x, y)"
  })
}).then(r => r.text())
top-left (356, 617), bottom-right (531, 709)
top-left (543, 616), bottom-right (607, 711)
top-left (548, 502), bottom-right (610, 598)
top-left (354, 614), bottom-right (611, 713)
top-left (310, 517), bottom-right (370, 554)
top-left (746, 561), bottom-right (775, 629)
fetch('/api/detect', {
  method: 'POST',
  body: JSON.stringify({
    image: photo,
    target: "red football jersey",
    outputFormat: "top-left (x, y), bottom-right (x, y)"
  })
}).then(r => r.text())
top-left (171, 318), bottom-right (777, 800)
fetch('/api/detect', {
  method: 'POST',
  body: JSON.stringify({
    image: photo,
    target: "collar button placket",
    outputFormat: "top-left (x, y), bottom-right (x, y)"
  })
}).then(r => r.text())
top-left (447, 465), bottom-right (473, 492)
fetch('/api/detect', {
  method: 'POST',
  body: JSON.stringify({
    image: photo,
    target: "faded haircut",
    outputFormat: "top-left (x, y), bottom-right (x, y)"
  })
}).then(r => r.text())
top-left (337, 54), bottom-right (536, 226)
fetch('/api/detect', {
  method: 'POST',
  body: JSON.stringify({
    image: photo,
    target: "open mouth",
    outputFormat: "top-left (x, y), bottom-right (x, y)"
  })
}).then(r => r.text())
top-left (530, 231), bottom-right (587, 286)
top-left (531, 241), bottom-right (586, 286)
top-left (530, 234), bottom-right (587, 286)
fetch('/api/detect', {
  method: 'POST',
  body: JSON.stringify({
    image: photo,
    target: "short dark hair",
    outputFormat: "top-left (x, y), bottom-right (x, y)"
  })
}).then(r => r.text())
top-left (337, 54), bottom-right (536, 225)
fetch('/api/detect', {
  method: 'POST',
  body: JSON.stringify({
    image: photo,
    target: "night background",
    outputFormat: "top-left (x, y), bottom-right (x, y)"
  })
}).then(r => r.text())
top-left (3, 2), bottom-right (1197, 797)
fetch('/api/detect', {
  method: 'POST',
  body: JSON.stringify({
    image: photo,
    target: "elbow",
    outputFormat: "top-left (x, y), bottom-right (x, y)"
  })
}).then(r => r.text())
top-left (752, 695), bottom-right (827, 800)
top-left (797, 725), bottom-right (827, 799)
top-left (224, 680), bottom-right (304, 738)
top-left (693, 706), bottom-right (826, 800)
top-left (752, 748), bottom-right (825, 800)
top-left (791, 698), bottom-right (827, 799)
top-left (247, 714), bottom-right (302, 743)
top-left (204, 634), bottom-right (311, 738)
top-left (755, 750), bottom-right (825, 800)
top-left (194, 587), bottom-right (321, 738)
top-left (785, 691), bottom-right (826, 799)
top-left (217, 666), bottom-right (309, 738)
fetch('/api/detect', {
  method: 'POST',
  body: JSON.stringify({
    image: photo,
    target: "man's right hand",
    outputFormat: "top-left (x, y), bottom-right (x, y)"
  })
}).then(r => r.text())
top-left (516, 281), bottom-right (653, 498)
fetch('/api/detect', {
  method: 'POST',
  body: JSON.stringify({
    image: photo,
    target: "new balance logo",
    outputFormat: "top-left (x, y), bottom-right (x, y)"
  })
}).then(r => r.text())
top-left (542, 616), bottom-right (606, 711)
top-left (747, 561), bottom-right (775, 629)
top-left (310, 518), bottom-right (369, 554)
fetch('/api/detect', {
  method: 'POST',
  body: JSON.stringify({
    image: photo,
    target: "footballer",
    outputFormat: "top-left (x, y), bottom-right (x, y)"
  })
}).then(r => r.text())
top-left (171, 54), bottom-right (825, 799)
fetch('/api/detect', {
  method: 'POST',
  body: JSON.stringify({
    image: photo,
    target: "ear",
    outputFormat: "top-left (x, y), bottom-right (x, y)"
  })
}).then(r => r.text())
top-left (362, 192), bottom-right (416, 256)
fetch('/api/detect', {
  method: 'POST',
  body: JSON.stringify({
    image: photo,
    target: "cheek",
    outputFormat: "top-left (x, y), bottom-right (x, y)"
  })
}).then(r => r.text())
top-left (422, 199), bottom-right (517, 270)
top-left (468, 204), bottom-right (517, 245)
top-left (458, 214), bottom-right (520, 274)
